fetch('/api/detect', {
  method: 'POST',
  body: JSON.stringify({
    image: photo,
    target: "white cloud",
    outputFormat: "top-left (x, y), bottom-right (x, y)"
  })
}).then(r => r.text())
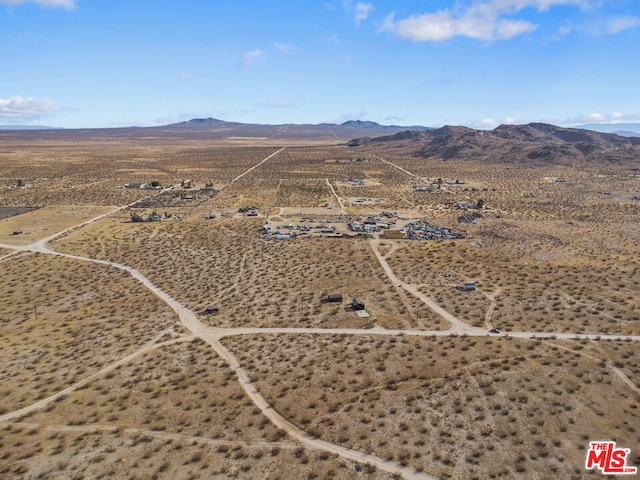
top-left (605, 15), bottom-right (640, 34)
top-left (480, 118), bottom-right (498, 127)
top-left (240, 49), bottom-right (265, 68)
top-left (0, 95), bottom-right (57, 121)
top-left (585, 113), bottom-right (606, 122)
top-left (380, 10), bottom-right (535, 41)
top-left (576, 112), bottom-right (637, 124)
top-left (553, 24), bottom-right (572, 39)
top-left (380, 0), bottom-right (589, 41)
top-left (381, 12), bottom-right (453, 42)
top-left (486, 0), bottom-right (592, 12)
top-left (470, 117), bottom-right (521, 128)
top-left (354, 2), bottom-right (373, 25)
top-left (322, 33), bottom-right (342, 44)
top-left (496, 18), bottom-right (537, 38)
top-left (0, 0), bottom-right (75, 9)
top-left (556, 112), bottom-right (640, 125)
top-left (274, 42), bottom-right (296, 53)
top-left (338, 1), bottom-right (374, 25)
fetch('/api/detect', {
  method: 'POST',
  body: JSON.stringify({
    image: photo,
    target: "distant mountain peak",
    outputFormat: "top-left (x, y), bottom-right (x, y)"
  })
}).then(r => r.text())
top-left (174, 117), bottom-right (236, 127)
top-left (340, 120), bottom-right (383, 128)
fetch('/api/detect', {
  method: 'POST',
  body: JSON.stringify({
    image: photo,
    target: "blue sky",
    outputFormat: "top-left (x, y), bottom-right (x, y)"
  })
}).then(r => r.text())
top-left (1, 0), bottom-right (639, 129)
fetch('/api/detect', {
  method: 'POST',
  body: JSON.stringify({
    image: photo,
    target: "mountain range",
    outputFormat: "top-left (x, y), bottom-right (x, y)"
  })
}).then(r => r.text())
top-left (0, 118), bottom-right (431, 141)
top-left (2, 118), bottom-right (639, 167)
top-left (348, 122), bottom-right (640, 166)
top-left (161, 117), bottom-right (433, 140)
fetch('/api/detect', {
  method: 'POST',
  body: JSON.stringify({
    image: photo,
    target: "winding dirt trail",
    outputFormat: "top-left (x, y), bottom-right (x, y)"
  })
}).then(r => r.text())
top-left (483, 287), bottom-right (502, 329)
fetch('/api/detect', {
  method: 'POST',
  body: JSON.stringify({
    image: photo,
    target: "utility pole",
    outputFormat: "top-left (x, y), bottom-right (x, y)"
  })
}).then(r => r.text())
top-left (34, 305), bottom-right (38, 322)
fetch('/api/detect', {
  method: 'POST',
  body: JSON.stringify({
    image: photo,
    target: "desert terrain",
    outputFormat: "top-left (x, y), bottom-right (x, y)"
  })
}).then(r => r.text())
top-left (0, 123), bottom-right (639, 479)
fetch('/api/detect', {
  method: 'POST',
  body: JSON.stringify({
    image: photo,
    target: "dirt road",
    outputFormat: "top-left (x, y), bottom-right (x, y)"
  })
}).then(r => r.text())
top-left (0, 335), bottom-right (194, 424)
top-left (326, 178), bottom-right (345, 210)
top-left (369, 239), bottom-right (485, 335)
top-left (228, 147), bottom-right (286, 184)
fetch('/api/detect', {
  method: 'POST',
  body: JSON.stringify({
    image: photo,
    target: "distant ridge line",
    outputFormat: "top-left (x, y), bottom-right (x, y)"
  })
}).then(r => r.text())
top-left (169, 117), bottom-right (433, 131)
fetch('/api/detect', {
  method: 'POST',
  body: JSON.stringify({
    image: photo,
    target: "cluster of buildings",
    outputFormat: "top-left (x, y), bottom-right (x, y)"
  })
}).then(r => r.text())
top-left (401, 221), bottom-right (465, 240)
top-left (261, 222), bottom-right (340, 239)
top-left (122, 182), bottom-right (162, 190)
top-left (259, 209), bottom-right (465, 242)
top-left (183, 179), bottom-right (219, 194)
top-left (348, 212), bottom-right (398, 233)
top-left (123, 180), bottom-right (219, 196)
top-left (348, 219), bottom-right (392, 233)
top-left (452, 201), bottom-right (478, 210)
top-left (130, 211), bottom-right (182, 223)
top-left (322, 294), bottom-right (368, 317)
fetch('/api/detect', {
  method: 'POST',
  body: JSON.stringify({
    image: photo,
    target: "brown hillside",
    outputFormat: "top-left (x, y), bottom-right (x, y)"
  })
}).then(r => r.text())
top-left (349, 123), bottom-right (640, 167)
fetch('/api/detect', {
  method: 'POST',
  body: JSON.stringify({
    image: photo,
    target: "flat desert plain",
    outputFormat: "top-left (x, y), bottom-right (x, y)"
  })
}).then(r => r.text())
top-left (0, 131), bottom-right (639, 480)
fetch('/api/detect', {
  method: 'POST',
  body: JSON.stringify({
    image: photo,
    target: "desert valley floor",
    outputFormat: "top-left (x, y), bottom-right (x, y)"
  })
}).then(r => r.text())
top-left (1, 126), bottom-right (639, 479)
